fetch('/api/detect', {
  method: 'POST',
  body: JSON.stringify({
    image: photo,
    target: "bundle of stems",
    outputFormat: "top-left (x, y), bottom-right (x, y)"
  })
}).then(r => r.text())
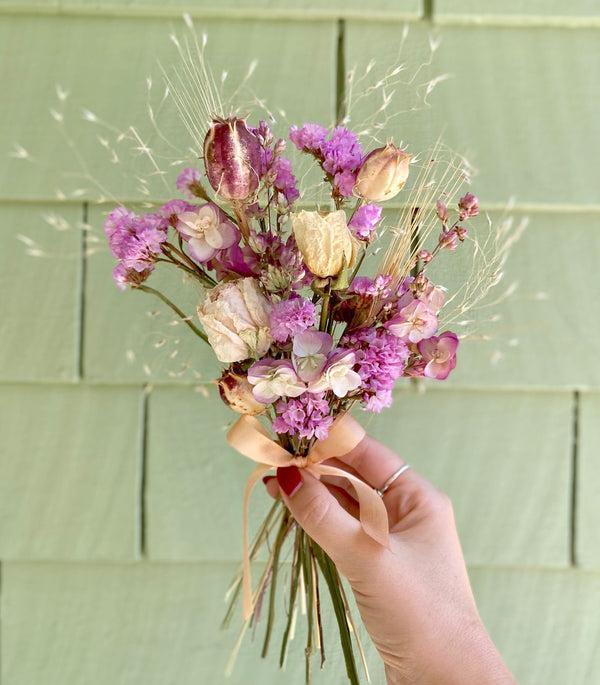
top-left (222, 500), bottom-right (369, 685)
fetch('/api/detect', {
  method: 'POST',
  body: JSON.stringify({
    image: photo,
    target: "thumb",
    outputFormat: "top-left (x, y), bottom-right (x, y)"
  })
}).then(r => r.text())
top-left (276, 465), bottom-right (363, 561)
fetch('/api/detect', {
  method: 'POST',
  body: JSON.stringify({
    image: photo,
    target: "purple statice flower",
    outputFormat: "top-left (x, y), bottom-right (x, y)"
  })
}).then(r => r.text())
top-left (349, 274), bottom-right (392, 298)
top-left (272, 157), bottom-right (300, 204)
top-left (349, 203), bottom-right (382, 240)
top-left (334, 169), bottom-right (356, 197)
top-left (269, 296), bottom-right (316, 343)
top-left (289, 123), bottom-right (328, 153)
top-left (340, 327), bottom-right (409, 413)
top-left (176, 167), bottom-right (201, 199)
top-left (104, 207), bottom-right (168, 289)
top-left (321, 127), bottom-right (364, 197)
top-left (321, 127), bottom-right (364, 176)
top-left (272, 392), bottom-right (334, 441)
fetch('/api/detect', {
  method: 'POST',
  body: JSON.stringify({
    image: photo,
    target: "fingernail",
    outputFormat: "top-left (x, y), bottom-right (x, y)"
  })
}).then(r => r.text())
top-left (277, 466), bottom-right (303, 497)
top-left (262, 475), bottom-right (275, 485)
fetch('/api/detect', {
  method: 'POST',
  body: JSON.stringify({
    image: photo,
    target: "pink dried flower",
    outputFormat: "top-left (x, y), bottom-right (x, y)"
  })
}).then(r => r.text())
top-left (349, 203), bottom-right (382, 240)
top-left (176, 168), bottom-right (202, 199)
top-left (203, 117), bottom-right (262, 200)
top-left (247, 359), bottom-right (306, 404)
top-left (438, 229), bottom-right (459, 251)
top-left (269, 297), bottom-right (316, 344)
top-left (340, 327), bottom-right (409, 412)
top-left (349, 275), bottom-right (392, 298)
top-left (176, 204), bottom-right (238, 262)
top-left (436, 200), bottom-right (449, 222)
top-left (385, 300), bottom-right (438, 343)
top-left (289, 123), bottom-right (328, 153)
top-left (418, 249), bottom-right (432, 263)
top-left (292, 330), bottom-right (332, 383)
top-left (272, 157), bottom-right (300, 204)
top-left (417, 331), bottom-right (459, 380)
top-left (159, 199), bottom-right (196, 219)
top-left (104, 207), bottom-right (167, 288)
top-left (456, 226), bottom-right (468, 241)
top-left (308, 349), bottom-right (362, 398)
top-left (272, 393), bottom-right (333, 441)
top-left (458, 192), bottom-right (479, 219)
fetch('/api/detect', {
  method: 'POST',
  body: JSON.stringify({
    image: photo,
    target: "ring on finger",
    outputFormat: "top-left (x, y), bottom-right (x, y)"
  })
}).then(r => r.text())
top-left (375, 464), bottom-right (411, 497)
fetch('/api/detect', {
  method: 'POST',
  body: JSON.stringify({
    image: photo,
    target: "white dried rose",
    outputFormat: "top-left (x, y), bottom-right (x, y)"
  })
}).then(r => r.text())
top-left (197, 277), bottom-right (272, 363)
top-left (291, 210), bottom-right (359, 278)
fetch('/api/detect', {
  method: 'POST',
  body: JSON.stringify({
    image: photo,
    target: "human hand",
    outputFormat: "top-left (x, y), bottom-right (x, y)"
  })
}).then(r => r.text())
top-left (264, 430), bottom-right (515, 685)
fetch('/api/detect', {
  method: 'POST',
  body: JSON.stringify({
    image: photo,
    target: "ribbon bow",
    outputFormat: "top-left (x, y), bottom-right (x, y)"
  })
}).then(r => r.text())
top-left (227, 413), bottom-right (390, 619)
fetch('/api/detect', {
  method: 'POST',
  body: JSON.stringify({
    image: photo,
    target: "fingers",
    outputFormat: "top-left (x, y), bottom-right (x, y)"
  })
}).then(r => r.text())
top-left (265, 472), bottom-right (360, 518)
top-left (274, 466), bottom-right (365, 561)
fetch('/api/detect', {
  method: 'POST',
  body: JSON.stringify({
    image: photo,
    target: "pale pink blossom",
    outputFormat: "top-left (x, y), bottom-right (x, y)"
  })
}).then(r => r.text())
top-left (247, 359), bottom-right (306, 404)
top-left (417, 332), bottom-right (459, 380)
top-left (308, 349), bottom-right (362, 398)
top-left (176, 204), bottom-right (238, 262)
top-left (385, 300), bottom-right (438, 343)
top-left (292, 330), bottom-right (332, 382)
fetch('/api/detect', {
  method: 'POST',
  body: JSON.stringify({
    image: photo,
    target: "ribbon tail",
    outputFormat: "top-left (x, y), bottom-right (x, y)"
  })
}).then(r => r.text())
top-left (313, 463), bottom-right (389, 548)
top-left (242, 463), bottom-right (272, 620)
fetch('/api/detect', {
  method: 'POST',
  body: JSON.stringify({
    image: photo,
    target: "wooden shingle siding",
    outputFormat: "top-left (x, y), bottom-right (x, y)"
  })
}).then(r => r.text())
top-left (0, 2), bottom-right (598, 684)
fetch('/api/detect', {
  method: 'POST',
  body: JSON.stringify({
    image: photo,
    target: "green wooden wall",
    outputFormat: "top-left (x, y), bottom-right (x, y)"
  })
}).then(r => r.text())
top-left (1, 2), bottom-right (599, 683)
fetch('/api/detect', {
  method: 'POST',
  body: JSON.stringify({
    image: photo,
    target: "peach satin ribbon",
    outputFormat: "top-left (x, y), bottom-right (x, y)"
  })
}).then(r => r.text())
top-left (226, 413), bottom-right (390, 619)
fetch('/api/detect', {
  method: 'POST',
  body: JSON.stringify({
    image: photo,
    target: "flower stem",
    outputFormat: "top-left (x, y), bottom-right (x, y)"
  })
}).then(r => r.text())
top-left (319, 281), bottom-right (331, 331)
top-left (134, 284), bottom-right (209, 344)
top-left (162, 242), bottom-right (216, 287)
top-left (261, 511), bottom-right (292, 658)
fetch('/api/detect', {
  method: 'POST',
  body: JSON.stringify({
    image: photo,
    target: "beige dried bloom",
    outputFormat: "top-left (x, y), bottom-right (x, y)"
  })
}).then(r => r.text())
top-left (197, 277), bottom-right (272, 363)
top-left (291, 210), bottom-right (358, 278)
top-left (354, 143), bottom-right (411, 202)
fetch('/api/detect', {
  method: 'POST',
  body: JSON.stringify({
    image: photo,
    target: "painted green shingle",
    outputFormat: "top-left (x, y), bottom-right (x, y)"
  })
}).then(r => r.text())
top-left (4, 563), bottom-right (600, 685)
top-left (424, 211), bottom-right (600, 389)
top-left (0, 384), bottom-right (141, 560)
top-left (0, 15), bottom-right (336, 202)
top-left (577, 392), bottom-right (600, 568)
top-left (0, 203), bottom-right (81, 382)
top-left (435, 1), bottom-right (600, 26)
top-left (470, 568), bottom-right (600, 683)
top-left (0, 561), bottom-right (385, 685)
top-left (0, 0), bottom-right (423, 20)
top-left (345, 22), bottom-right (600, 207)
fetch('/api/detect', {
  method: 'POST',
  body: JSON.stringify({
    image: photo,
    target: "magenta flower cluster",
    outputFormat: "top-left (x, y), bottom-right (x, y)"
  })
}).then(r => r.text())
top-left (104, 207), bottom-right (167, 289)
top-left (272, 392), bottom-right (334, 441)
top-left (349, 203), bottom-right (382, 240)
top-left (289, 123), bottom-right (364, 198)
top-left (340, 327), bottom-right (410, 413)
top-left (269, 296), bottom-right (316, 343)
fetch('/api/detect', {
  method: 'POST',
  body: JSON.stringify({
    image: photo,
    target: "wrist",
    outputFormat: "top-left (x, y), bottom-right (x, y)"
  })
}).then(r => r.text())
top-left (384, 621), bottom-right (515, 685)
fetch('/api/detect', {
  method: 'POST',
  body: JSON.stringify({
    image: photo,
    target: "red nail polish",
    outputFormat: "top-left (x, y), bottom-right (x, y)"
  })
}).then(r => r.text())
top-left (262, 475), bottom-right (275, 485)
top-left (277, 466), bottom-right (303, 497)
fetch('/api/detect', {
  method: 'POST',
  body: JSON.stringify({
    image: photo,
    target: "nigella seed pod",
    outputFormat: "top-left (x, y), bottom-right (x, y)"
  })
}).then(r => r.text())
top-left (218, 369), bottom-right (266, 416)
top-left (203, 117), bottom-right (262, 200)
top-left (354, 143), bottom-right (411, 202)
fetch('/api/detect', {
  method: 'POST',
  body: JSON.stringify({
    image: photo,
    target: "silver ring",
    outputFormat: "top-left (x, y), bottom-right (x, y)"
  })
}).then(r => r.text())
top-left (376, 464), bottom-right (411, 497)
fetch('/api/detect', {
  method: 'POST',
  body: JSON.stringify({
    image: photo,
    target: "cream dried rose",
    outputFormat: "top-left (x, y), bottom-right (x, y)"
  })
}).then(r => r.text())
top-left (197, 277), bottom-right (272, 363)
top-left (291, 210), bottom-right (359, 278)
